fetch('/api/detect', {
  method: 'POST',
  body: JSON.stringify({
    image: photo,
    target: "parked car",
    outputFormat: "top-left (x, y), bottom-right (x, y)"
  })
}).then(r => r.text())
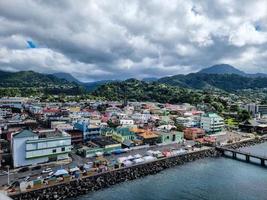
top-left (42, 168), bottom-right (52, 174)
top-left (48, 171), bottom-right (54, 176)
top-left (18, 167), bottom-right (29, 173)
top-left (24, 176), bottom-right (30, 182)
top-left (9, 181), bottom-right (19, 188)
top-left (103, 152), bottom-right (111, 156)
top-left (32, 165), bottom-right (41, 171)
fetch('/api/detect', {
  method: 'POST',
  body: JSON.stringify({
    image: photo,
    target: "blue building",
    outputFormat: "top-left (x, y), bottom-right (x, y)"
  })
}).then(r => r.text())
top-left (74, 120), bottom-right (100, 142)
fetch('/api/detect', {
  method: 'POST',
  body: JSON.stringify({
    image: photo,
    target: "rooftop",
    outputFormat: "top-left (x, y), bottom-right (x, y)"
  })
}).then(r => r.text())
top-left (91, 137), bottom-right (119, 147)
top-left (13, 129), bottom-right (37, 138)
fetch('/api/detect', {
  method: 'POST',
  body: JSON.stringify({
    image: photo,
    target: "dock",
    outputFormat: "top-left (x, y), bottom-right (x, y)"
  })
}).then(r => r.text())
top-left (216, 147), bottom-right (267, 166)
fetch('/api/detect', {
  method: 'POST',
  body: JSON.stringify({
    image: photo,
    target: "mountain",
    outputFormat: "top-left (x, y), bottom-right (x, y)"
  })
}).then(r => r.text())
top-left (52, 72), bottom-right (81, 84)
top-left (199, 64), bottom-right (246, 76)
top-left (158, 73), bottom-right (267, 91)
top-left (83, 80), bottom-right (116, 91)
top-left (92, 79), bottom-right (202, 104)
top-left (199, 64), bottom-right (267, 77)
top-left (142, 77), bottom-right (158, 83)
top-left (0, 70), bottom-right (76, 87)
top-left (0, 70), bottom-right (84, 95)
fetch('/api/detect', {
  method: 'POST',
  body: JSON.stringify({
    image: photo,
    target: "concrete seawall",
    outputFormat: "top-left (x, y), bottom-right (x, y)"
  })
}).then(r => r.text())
top-left (10, 148), bottom-right (218, 200)
top-left (10, 137), bottom-right (267, 200)
top-left (222, 137), bottom-right (267, 149)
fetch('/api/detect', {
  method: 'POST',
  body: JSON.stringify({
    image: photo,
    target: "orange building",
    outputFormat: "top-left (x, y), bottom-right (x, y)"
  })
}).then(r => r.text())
top-left (183, 128), bottom-right (205, 140)
top-left (131, 128), bottom-right (159, 145)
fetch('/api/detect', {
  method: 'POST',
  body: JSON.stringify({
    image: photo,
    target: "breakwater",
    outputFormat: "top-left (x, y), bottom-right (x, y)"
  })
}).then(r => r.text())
top-left (222, 137), bottom-right (267, 149)
top-left (10, 137), bottom-right (267, 200)
top-left (10, 148), bottom-right (217, 200)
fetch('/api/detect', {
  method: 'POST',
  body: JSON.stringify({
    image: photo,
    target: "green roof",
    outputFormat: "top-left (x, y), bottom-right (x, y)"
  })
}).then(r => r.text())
top-left (202, 113), bottom-right (221, 118)
top-left (13, 130), bottom-right (37, 138)
top-left (116, 127), bottom-right (135, 136)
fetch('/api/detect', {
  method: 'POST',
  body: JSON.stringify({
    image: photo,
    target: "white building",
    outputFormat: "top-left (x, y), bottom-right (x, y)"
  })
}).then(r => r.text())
top-left (131, 112), bottom-right (151, 123)
top-left (200, 113), bottom-right (224, 134)
top-left (119, 119), bottom-right (134, 127)
top-left (12, 129), bottom-right (71, 168)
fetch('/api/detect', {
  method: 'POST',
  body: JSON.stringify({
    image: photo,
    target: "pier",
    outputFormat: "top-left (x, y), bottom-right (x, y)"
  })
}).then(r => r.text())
top-left (216, 147), bottom-right (267, 166)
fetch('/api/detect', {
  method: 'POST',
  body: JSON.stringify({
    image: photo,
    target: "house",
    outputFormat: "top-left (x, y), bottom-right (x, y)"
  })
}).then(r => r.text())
top-left (132, 128), bottom-right (159, 145)
top-left (200, 113), bottom-right (224, 134)
top-left (156, 130), bottom-right (184, 144)
top-left (112, 127), bottom-right (137, 143)
top-left (183, 128), bottom-right (205, 140)
top-left (156, 124), bottom-right (176, 131)
top-left (100, 127), bottom-right (117, 136)
top-left (131, 112), bottom-right (151, 123)
top-left (12, 129), bottom-right (72, 168)
top-left (119, 119), bottom-right (134, 127)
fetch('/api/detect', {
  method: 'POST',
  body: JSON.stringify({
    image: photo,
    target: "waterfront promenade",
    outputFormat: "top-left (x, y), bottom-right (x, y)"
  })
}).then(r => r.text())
top-left (9, 147), bottom-right (217, 200)
top-left (6, 137), bottom-right (267, 200)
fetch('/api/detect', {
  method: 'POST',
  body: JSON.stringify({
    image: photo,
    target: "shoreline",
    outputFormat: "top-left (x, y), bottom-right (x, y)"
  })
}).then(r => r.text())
top-left (9, 137), bottom-right (267, 200)
top-left (10, 148), bottom-right (218, 200)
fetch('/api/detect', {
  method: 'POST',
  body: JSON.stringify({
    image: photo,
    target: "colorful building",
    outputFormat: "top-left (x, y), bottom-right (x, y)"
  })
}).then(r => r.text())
top-left (183, 128), bottom-right (205, 140)
top-left (201, 113), bottom-right (224, 134)
top-left (112, 127), bottom-right (136, 143)
top-left (131, 128), bottom-right (159, 145)
top-left (12, 129), bottom-right (72, 168)
top-left (157, 130), bottom-right (184, 144)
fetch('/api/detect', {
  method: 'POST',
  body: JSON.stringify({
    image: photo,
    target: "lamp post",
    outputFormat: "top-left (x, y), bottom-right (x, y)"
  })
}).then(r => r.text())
top-left (7, 165), bottom-right (10, 185)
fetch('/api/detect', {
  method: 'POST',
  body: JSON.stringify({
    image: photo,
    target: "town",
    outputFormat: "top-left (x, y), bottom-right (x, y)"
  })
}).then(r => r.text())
top-left (0, 96), bottom-right (267, 196)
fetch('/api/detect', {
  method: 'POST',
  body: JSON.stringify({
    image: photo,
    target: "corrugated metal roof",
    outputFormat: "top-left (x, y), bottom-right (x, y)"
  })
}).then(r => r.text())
top-left (13, 129), bottom-right (37, 138)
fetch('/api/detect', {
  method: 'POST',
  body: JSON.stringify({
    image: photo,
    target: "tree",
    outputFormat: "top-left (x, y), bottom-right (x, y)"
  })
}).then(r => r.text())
top-left (107, 118), bottom-right (120, 128)
top-left (238, 110), bottom-right (251, 122)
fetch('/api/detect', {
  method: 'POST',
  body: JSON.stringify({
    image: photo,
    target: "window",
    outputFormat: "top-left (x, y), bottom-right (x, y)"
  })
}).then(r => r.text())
top-left (61, 147), bottom-right (65, 152)
top-left (52, 149), bottom-right (57, 153)
top-left (172, 134), bottom-right (176, 141)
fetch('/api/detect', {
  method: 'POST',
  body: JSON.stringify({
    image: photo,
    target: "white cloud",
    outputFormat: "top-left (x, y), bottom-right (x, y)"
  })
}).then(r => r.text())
top-left (0, 0), bottom-right (267, 81)
top-left (229, 22), bottom-right (267, 47)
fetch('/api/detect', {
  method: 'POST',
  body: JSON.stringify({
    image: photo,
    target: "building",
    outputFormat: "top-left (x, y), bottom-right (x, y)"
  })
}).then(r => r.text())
top-left (0, 97), bottom-right (27, 110)
top-left (131, 112), bottom-right (151, 123)
top-left (65, 129), bottom-right (83, 145)
top-left (239, 119), bottom-right (267, 134)
top-left (200, 113), bottom-right (224, 134)
top-left (156, 130), bottom-right (184, 144)
top-left (242, 103), bottom-right (257, 117)
top-left (112, 127), bottom-right (137, 143)
top-left (77, 144), bottom-right (103, 158)
top-left (183, 128), bottom-right (205, 140)
top-left (119, 119), bottom-right (134, 127)
top-left (91, 137), bottom-right (121, 153)
top-left (74, 120), bottom-right (101, 142)
top-left (131, 128), bottom-right (159, 145)
top-left (12, 129), bottom-right (72, 168)
top-left (257, 105), bottom-right (267, 117)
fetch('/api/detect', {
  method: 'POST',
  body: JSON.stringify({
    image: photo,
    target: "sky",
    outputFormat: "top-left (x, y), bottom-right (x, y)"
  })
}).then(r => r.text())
top-left (0, 0), bottom-right (267, 82)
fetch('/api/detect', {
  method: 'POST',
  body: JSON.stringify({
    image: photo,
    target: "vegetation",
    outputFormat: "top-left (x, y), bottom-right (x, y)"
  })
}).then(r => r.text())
top-left (237, 109), bottom-right (251, 122)
top-left (0, 70), bottom-right (85, 96)
top-left (92, 79), bottom-right (204, 104)
top-left (158, 73), bottom-right (267, 92)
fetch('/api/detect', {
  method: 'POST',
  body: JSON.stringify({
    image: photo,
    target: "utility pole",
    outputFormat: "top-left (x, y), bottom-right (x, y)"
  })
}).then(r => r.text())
top-left (7, 165), bottom-right (10, 185)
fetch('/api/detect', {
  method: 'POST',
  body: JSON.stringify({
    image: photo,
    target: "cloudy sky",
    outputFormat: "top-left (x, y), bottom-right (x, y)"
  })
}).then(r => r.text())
top-left (0, 0), bottom-right (267, 82)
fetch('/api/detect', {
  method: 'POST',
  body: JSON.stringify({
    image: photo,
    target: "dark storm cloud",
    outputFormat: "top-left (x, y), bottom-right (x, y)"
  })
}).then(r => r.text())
top-left (0, 0), bottom-right (267, 81)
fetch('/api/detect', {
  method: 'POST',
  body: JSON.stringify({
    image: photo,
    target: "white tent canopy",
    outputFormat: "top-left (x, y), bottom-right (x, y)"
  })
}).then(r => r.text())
top-left (69, 167), bottom-right (80, 173)
top-left (54, 169), bottom-right (68, 176)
